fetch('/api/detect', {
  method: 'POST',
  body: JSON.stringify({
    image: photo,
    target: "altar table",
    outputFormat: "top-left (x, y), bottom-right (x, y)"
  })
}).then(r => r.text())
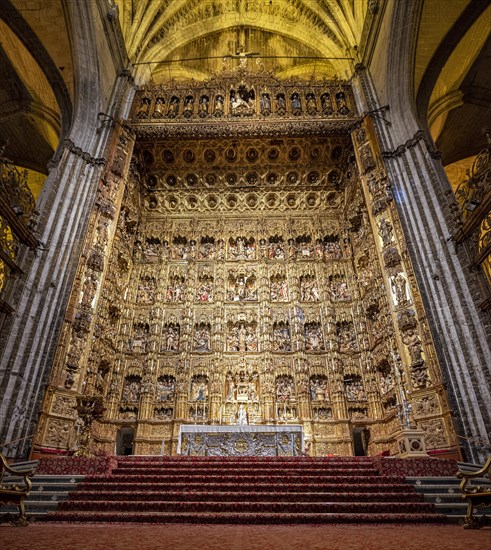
top-left (177, 425), bottom-right (303, 457)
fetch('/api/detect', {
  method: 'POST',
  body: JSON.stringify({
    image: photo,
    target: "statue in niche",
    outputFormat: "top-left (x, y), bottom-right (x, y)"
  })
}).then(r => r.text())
top-left (230, 85), bottom-right (255, 115)
top-left (228, 236), bottom-right (255, 260)
top-left (167, 96), bottom-right (180, 118)
top-left (379, 371), bottom-right (394, 395)
top-left (300, 275), bottom-right (320, 301)
top-left (276, 375), bottom-right (294, 402)
top-left (226, 371), bottom-right (259, 403)
top-left (360, 143), bottom-right (375, 172)
top-left (323, 236), bottom-right (343, 259)
top-left (199, 95), bottom-right (209, 117)
top-left (315, 239), bottom-right (324, 259)
top-left (166, 276), bottom-right (185, 302)
top-left (391, 272), bottom-right (408, 305)
top-left (344, 376), bottom-right (366, 401)
top-left (276, 93), bottom-right (286, 115)
top-left (183, 95), bottom-right (194, 117)
top-left (95, 219), bottom-right (110, 248)
top-left (199, 237), bottom-right (216, 260)
top-left (227, 270), bottom-right (257, 302)
top-left (157, 376), bottom-right (175, 402)
top-left (191, 376), bottom-right (208, 401)
top-left (378, 217), bottom-right (394, 247)
top-left (172, 236), bottom-right (190, 260)
top-left (237, 404), bottom-right (248, 425)
top-left (153, 97), bottom-right (165, 117)
top-left (227, 322), bottom-right (257, 352)
top-left (287, 238), bottom-right (297, 259)
top-left (195, 275), bottom-right (214, 302)
top-left (320, 92), bottom-right (332, 115)
top-left (137, 275), bottom-right (156, 304)
top-left (304, 323), bottom-right (325, 351)
top-left (402, 329), bottom-right (424, 365)
top-left (270, 275), bottom-right (288, 302)
top-left (162, 324), bottom-right (179, 352)
top-left (291, 93), bottom-right (302, 115)
top-left (193, 324), bottom-right (211, 352)
top-left (336, 321), bottom-right (357, 353)
top-left (268, 237), bottom-right (285, 259)
top-left (309, 376), bottom-right (329, 401)
top-left (335, 91), bottom-right (349, 115)
top-left (122, 377), bottom-right (141, 402)
top-left (329, 276), bottom-right (351, 302)
top-left (306, 93), bottom-right (317, 115)
top-left (214, 94), bottom-right (224, 116)
top-left (81, 273), bottom-right (98, 308)
top-left (297, 236), bottom-right (313, 258)
top-left (260, 92), bottom-right (271, 115)
top-left (225, 374), bottom-right (237, 402)
top-left (154, 408), bottom-right (173, 420)
top-left (129, 324), bottom-right (147, 353)
top-left (142, 239), bottom-right (159, 262)
top-left (136, 96), bottom-right (151, 118)
top-left (412, 366), bottom-right (430, 389)
top-left (272, 323), bottom-right (291, 352)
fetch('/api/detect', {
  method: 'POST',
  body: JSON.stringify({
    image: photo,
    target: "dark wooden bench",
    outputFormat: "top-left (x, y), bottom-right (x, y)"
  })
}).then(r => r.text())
top-left (0, 453), bottom-right (34, 526)
top-left (456, 455), bottom-right (491, 529)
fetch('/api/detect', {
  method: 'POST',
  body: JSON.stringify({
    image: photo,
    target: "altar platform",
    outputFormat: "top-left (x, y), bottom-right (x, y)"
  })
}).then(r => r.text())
top-left (177, 425), bottom-right (303, 457)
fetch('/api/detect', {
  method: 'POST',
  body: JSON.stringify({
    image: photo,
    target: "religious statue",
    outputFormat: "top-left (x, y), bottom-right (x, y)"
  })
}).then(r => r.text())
top-left (183, 95), bottom-right (194, 117)
top-left (402, 329), bottom-right (424, 364)
top-left (237, 404), bottom-right (248, 425)
top-left (291, 93), bottom-right (302, 115)
top-left (378, 217), bottom-right (394, 247)
top-left (335, 91), bottom-right (349, 115)
top-left (136, 97), bottom-right (150, 118)
top-left (157, 376), bottom-right (175, 402)
top-left (193, 324), bottom-right (211, 352)
top-left (199, 95), bottom-right (209, 117)
top-left (162, 325), bottom-right (179, 352)
top-left (276, 93), bottom-right (286, 115)
top-left (391, 272), bottom-right (408, 305)
top-left (153, 97), bottom-right (165, 117)
top-left (272, 324), bottom-right (291, 352)
top-left (321, 92), bottom-right (332, 115)
top-left (214, 94), bottom-right (224, 116)
top-left (260, 93), bottom-right (271, 115)
top-left (306, 93), bottom-right (317, 115)
top-left (167, 96), bottom-right (179, 118)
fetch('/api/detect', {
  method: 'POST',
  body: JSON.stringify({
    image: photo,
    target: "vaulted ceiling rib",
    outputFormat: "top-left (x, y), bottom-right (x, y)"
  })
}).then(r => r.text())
top-left (116, 0), bottom-right (368, 82)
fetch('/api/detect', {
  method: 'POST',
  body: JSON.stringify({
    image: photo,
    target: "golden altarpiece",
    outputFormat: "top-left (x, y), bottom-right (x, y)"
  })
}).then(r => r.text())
top-left (33, 67), bottom-right (458, 457)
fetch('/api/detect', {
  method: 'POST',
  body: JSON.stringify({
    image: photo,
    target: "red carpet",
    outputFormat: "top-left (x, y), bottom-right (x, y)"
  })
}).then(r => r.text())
top-left (45, 456), bottom-right (444, 523)
top-left (1, 523), bottom-right (490, 550)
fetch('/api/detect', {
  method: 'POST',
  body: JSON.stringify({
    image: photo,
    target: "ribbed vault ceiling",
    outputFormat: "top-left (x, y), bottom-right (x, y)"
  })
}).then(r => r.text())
top-left (116, 0), bottom-right (368, 81)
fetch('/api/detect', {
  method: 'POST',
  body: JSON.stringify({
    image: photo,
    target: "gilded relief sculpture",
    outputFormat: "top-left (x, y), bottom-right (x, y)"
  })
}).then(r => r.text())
top-left (33, 73), bottom-right (457, 458)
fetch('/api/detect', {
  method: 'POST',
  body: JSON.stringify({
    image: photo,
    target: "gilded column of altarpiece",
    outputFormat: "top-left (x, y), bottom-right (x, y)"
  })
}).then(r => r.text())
top-left (34, 70), bottom-right (457, 457)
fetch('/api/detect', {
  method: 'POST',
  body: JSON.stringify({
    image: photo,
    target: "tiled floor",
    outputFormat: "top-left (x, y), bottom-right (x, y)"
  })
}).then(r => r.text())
top-left (0, 523), bottom-right (490, 550)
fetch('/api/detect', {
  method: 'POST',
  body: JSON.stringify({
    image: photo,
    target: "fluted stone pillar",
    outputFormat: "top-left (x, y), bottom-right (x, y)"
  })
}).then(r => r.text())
top-left (0, 1), bottom-right (136, 457)
top-left (352, 0), bottom-right (491, 461)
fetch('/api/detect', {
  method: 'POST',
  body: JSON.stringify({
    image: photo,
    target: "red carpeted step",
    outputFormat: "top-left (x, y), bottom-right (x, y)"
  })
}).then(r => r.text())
top-left (67, 490), bottom-right (424, 503)
top-left (75, 481), bottom-right (415, 493)
top-left (46, 511), bottom-right (447, 524)
top-left (81, 474), bottom-right (404, 485)
top-left (45, 456), bottom-right (443, 524)
top-left (56, 500), bottom-right (436, 514)
top-left (110, 467), bottom-right (380, 476)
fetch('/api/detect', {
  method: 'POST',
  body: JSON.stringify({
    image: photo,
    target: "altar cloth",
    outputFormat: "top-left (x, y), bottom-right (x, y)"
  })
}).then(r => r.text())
top-left (177, 424), bottom-right (303, 456)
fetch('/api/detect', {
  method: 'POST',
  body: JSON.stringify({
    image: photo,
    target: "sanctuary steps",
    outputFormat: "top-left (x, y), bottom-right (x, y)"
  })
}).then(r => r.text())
top-left (45, 456), bottom-right (447, 524)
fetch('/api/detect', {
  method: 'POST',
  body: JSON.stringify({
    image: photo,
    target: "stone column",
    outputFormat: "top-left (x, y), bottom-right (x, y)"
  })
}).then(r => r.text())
top-left (352, 0), bottom-right (491, 461)
top-left (0, 1), bottom-right (136, 457)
